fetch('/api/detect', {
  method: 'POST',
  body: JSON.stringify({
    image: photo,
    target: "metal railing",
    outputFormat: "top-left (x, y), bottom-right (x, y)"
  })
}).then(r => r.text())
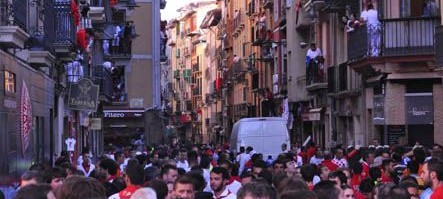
top-left (348, 17), bottom-right (440, 61)
top-left (43, 0), bottom-right (55, 52)
top-left (337, 63), bottom-right (361, 92)
top-left (306, 59), bottom-right (326, 86)
top-left (383, 17), bottom-right (439, 57)
top-left (54, 1), bottom-right (76, 45)
top-left (0, 0), bottom-right (27, 30)
top-left (92, 65), bottom-right (114, 100)
top-left (327, 66), bottom-right (335, 93)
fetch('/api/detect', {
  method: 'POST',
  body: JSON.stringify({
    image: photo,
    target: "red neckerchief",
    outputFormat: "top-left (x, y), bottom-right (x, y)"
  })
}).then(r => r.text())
top-left (119, 185), bottom-right (142, 199)
top-left (227, 176), bottom-right (239, 185)
top-left (82, 162), bottom-right (91, 174)
top-left (108, 175), bottom-right (115, 182)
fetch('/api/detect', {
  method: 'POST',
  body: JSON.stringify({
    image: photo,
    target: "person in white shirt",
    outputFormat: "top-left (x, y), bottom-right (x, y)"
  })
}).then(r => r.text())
top-left (332, 148), bottom-right (349, 168)
top-left (210, 167), bottom-right (237, 199)
top-left (218, 160), bottom-right (241, 195)
top-left (360, 3), bottom-right (381, 57)
top-left (236, 147), bottom-right (250, 175)
top-left (310, 148), bottom-right (324, 166)
top-left (177, 148), bottom-right (190, 172)
top-left (77, 152), bottom-right (95, 177)
top-left (306, 43), bottom-right (323, 84)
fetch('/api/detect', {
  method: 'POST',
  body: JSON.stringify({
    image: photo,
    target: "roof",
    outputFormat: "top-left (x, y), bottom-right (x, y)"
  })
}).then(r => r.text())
top-left (237, 117), bottom-right (286, 123)
top-left (200, 8), bottom-right (222, 29)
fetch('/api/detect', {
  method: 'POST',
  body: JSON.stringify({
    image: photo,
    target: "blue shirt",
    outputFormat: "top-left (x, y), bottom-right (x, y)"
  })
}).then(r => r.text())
top-left (421, 187), bottom-right (433, 199)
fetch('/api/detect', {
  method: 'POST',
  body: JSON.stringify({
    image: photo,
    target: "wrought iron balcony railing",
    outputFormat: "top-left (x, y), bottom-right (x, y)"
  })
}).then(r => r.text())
top-left (348, 17), bottom-right (440, 62)
top-left (54, 1), bottom-right (76, 45)
top-left (92, 65), bottom-right (114, 101)
top-left (0, 0), bottom-right (27, 30)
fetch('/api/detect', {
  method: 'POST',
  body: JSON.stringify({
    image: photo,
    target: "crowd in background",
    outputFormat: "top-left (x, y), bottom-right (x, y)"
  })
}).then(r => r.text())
top-left (1, 140), bottom-right (443, 199)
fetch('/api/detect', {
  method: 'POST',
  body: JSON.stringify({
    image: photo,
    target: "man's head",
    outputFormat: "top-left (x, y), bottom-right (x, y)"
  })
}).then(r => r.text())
top-left (125, 161), bottom-right (145, 186)
top-left (210, 167), bottom-right (229, 193)
top-left (281, 143), bottom-right (287, 152)
top-left (382, 159), bottom-right (395, 174)
top-left (421, 159), bottom-right (443, 187)
top-left (237, 182), bottom-right (277, 199)
top-left (114, 152), bottom-right (125, 164)
top-left (313, 181), bottom-right (340, 199)
top-left (335, 148), bottom-right (344, 159)
top-left (178, 148), bottom-right (188, 162)
top-left (319, 166), bottom-right (330, 181)
top-left (21, 170), bottom-right (43, 187)
top-left (161, 165), bottom-right (179, 183)
top-left (328, 171), bottom-right (347, 186)
top-left (14, 184), bottom-right (55, 199)
top-left (246, 147), bottom-right (254, 154)
top-left (301, 164), bottom-right (316, 183)
top-left (217, 159), bottom-right (232, 173)
top-left (173, 175), bottom-right (195, 199)
top-left (315, 148), bottom-right (324, 158)
top-left (45, 167), bottom-right (67, 190)
top-left (99, 158), bottom-right (118, 178)
top-left (364, 151), bottom-right (375, 165)
top-left (252, 160), bottom-right (267, 177)
top-left (240, 172), bottom-right (255, 185)
top-left (310, 43), bottom-right (317, 51)
top-left (272, 160), bottom-right (285, 174)
top-left (82, 152), bottom-right (91, 164)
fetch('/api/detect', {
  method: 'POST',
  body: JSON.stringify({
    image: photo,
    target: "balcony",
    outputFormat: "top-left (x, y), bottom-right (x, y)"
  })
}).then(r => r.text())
top-left (231, 61), bottom-right (247, 81)
top-left (183, 69), bottom-right (192, 82)
top-left (103, 23), bottom-right (134, 60)
top-left (184, 48), bottom-right (191, 57)
top-left (305, 62), bottom-right (327, 92)
top-left (192, 63), bottom-right (200, 73)
top-left (336, 63), bottom-right (361, 98)
top-left (348, 17), bottom-right (440, 65)
top-left (92, 65), bottom-right (114, 102)
top-left (192, 86), bottom-right (201, 96)
top-left (0, 0), bottom-right (29, 49)
top-left (53, 1), bottom-right (76, 59)
top-left (174, 70), bottom-right (181, 79)
top-left (233, 10), bottom-right (245, 36)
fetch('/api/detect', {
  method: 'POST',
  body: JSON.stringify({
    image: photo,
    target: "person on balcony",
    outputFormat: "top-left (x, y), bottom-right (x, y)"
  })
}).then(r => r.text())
top-left (360, 3), bottom-right (381, 57)
top-left (112, 25), bottom-right (122, 54)
top-left (423, 0), bottom-right (439, 17)
top-left (306, 43), bottom-right (323, 85)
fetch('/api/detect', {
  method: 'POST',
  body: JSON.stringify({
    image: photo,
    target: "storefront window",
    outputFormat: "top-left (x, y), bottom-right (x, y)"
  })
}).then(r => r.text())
top-left (4, 70), bottom-right (16, 93)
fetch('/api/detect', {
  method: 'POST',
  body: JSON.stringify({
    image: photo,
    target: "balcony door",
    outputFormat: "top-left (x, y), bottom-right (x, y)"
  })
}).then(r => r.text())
top-left (401, 0), bottom-right (427, 17)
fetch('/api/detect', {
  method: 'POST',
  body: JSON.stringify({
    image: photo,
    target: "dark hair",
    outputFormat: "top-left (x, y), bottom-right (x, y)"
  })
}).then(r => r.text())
top-left (399, 175), bottom-right (418, 185)
top-left (21, 170), bottom-right (43, 183)
top-left (280, 190), bottom-right (318, 199)
top-left (237, 182), bottom-right (277, 199)
top-left (14, 184), bottom-right (52, 199)
top-left (407, 160), bottom-right (419, 174)
top-left (367, 3), bottom-right (374, 10)
top-left (359, 178), bottom-right (375, 194)
top-left (257, 170), bottom-right (273, 185)
top-left (56, 176), bottom-right (106, 199)
top-left (313, 181), bottom-right (340, 199)
top-left (240, 172), bottom-right (255, 180)
top-left (125, 161), bottom-right (145, 185)
top-left (186, 171), bottom-right (207, 192)
top-left (45, 166), bottom-right (67, 183)
top-left (149, 180), bottom-right (168, 199)
top-left (399, 181), bottom-right (418, 190)
top-left (328, 170), bottom-right (347, 186)
top-left (253, 160), bottom-right (267, 169)
top-left (351, 162), bottom-right (363, 174)
top-left (160, 164), bottom-right (178, 177)
top-left (427, 158), bottom-right (443, 181)
top-left (301, 164), bottom-right (316, 182)
top-left (173, 175), bottom-right (195, 190)
top-left (239, 147), bottom-right (245, 153)
top-left (388, 187), bottom-right (410, 199)
top-left (99, 158), bottom-right (118, 176)
top-left (246, 146), bottom-right (253, 152)
top-left (199, 155), bottom-right (211, 169)
top-left (277, 177), bottom-right (309, 194)
top-left (211, 167), bottom-right (229, 180)
top-left (369, 167), bottom-right (382, 181)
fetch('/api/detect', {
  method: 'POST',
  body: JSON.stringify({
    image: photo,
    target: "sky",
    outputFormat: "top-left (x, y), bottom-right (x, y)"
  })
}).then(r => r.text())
top-left (161, 0), bottom-right (207, 21)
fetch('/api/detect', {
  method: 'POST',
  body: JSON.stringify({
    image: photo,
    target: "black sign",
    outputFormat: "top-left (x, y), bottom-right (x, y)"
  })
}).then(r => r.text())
top-left (406, 95), bottom-right (433, 125)
top-left (373, 96), bottom-right (385, 125)
top-left (388, 125), bottom-right (405, 146)
top-left (104, 111), bottom-right (144, 118)
top-left (68, 78), bottom-right (99, 111)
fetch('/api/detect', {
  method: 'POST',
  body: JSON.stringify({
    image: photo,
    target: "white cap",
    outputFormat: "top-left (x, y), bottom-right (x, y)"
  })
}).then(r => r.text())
top-left (135, 151), bottom-right (142, 156)
top-left (368, 145), bottom-right (375, 148)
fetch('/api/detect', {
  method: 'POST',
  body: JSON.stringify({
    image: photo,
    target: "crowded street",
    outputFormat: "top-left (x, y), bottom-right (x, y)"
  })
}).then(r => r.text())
top-left (1, 0), bottom-right (443, 198)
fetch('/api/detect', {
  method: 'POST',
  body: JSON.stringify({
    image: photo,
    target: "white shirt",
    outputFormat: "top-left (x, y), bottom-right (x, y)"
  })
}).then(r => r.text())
top-left (306, 48), bottom-right (322, 59)
top-left (226, 180), bottom-right (242, 195)
top-left (332, 157), bottom-right (349, 168)
top-left (212, 188), bottom-right (237, 199)
top-left (310, 156), bottom-right (324, 166)
top-left (77, 164), bottom-right (95, 177)
top-left (177, 160), bottom-right (190, 172)
top-left (236, 153), bottom-right (250, 175)
top-left (65, 138), bottom-right (76, 152)
top-left (361, 9), bottom-right (379, 26)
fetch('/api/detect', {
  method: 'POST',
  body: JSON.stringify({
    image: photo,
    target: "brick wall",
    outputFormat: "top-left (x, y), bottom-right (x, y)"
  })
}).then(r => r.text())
top-left (385, 82), bottom-right (405, 125)
top-left (434, 84), bottom-right (443, 145)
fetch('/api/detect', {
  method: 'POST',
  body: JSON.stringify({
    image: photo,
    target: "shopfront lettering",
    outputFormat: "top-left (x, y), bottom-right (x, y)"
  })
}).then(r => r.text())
top-left (104, 112), bottom-right (125, 118)
top-left (69, 98), bottom-right (97, 108)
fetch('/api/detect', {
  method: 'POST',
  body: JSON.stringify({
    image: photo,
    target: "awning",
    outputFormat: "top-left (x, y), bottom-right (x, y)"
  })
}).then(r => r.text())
top-left (387, 72), bottom-right (442, 82)
top-left (366, 74), bottom-right (384, 84)
top-left (308, 107), bottom-right (324, 121)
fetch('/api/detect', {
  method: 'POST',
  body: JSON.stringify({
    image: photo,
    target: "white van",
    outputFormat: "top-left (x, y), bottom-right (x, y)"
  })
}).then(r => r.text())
top-left (230, 117), bottom-right (291, 159)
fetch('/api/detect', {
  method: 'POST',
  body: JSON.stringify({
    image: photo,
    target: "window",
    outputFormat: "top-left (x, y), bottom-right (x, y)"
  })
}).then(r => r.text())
top-left (4, 71), bottom-right (16, 93)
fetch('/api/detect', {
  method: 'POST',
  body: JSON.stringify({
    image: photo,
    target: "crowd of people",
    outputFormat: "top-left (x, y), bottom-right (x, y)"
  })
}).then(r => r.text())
top-left (1, 141), bottom-right (443, 199)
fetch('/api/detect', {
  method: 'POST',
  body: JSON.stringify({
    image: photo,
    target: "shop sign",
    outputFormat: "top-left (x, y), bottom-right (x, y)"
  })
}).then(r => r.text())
top-left (20, 81), bottom-right (32, 157)
top-left (387, 125), bottom-right (405, 146)
top-left (68, 78), bottom-right (99, 111)
top-left (103, 111), bottom-right (144, 118)
top-left (373, 96), bottom-right (385, 125)
top-left (406, 95), bottom-right (433, 125)
top-left (89, 118), bottom-right (102, 130)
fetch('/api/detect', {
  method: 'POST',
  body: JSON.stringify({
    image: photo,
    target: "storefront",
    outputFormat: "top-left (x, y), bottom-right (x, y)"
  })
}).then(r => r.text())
top-left (0, 51), bottom-right (55, 178)
top-left (102, 109), bottom-right (145, 148)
